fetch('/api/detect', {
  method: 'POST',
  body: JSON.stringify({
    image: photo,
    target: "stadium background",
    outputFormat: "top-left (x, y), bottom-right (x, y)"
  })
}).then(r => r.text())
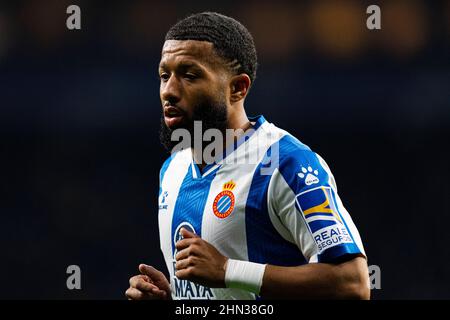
top-left (1, 0), bottom-right (449, 299)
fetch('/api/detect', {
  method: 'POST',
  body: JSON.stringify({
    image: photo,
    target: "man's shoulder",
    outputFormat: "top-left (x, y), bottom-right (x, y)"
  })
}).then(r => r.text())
top-left (267, 129), bottom-right (334, 195)
top-left (257, 120), bottom-right (320, 172)
top-left (264, 124), bottom-right (314, 162)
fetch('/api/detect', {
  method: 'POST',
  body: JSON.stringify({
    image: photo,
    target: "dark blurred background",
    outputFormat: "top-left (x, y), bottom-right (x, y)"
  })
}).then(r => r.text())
top-left (0, 0), bottom-right (449, 299)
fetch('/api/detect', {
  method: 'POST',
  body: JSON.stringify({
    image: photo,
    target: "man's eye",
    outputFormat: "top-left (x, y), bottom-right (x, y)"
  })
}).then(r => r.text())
top-left (160, 73), bottom-right (170, 81)
top-left (184, 73), bottom-right (197, 80)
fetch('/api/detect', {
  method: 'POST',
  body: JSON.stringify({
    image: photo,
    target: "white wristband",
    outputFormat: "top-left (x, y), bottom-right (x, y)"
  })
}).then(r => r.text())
top-left (224, 259), bottom-right (267, 295)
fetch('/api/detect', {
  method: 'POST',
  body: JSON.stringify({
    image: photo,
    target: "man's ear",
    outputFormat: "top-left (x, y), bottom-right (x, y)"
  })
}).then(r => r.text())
top-left (229, 74), bottom-right (251, 103)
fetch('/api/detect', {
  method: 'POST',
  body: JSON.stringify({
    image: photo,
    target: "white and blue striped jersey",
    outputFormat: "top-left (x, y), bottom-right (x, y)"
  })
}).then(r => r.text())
top-left (158, 115), bottom-right (366, 300)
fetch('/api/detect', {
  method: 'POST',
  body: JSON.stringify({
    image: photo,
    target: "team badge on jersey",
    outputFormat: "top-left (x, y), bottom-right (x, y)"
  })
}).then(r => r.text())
top-left (212, 180), bottom-right (236, 219)
top-left (296, 186), bottom-right (353, 254)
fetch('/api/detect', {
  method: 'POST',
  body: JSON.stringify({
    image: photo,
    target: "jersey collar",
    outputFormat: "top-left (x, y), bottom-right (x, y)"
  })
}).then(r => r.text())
top-left (191, 115), bottom-right (267, 179)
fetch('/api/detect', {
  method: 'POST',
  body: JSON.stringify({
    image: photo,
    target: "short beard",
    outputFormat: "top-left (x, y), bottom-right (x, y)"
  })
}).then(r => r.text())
top-left (159, 98), bottom-right (228, 154)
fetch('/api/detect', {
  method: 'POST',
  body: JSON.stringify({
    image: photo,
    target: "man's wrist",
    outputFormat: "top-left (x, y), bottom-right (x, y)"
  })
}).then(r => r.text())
top-left (224, 259), bottom-right (266, 295)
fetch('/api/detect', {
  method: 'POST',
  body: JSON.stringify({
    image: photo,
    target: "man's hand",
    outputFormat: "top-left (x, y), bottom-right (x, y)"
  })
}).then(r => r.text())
top-left (125, 264), bottom-right (171, 300)
top-left (175, 228), bottom-right (228, 288)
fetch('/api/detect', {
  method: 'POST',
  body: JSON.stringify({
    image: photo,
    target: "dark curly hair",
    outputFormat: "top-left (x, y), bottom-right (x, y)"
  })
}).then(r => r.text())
top-left (165, 12), bottom-right (258, 83)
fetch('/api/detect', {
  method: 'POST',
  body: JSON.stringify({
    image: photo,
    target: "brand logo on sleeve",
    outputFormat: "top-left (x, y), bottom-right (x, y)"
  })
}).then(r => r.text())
top-left (296, 186), bottom-right (353, 254)
top-left (298, 166), bottom-right (319, 186)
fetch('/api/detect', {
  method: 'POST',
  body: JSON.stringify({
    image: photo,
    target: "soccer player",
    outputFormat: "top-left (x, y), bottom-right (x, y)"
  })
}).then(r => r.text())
top-left (125, 12), bottom-right (369, 300)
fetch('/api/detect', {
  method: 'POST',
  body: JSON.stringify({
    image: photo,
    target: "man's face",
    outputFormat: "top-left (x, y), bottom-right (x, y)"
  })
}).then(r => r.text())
top-left (158, 40), bottom-right (231, 151)
top-left (159, 40), bottom-right (230, 128)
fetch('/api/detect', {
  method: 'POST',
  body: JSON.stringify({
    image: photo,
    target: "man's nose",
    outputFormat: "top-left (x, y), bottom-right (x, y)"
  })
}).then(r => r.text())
top-left (161, 75), bottom-right (181, 103)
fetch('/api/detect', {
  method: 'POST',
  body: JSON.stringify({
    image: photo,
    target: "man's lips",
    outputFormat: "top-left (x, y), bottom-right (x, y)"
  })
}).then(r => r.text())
top-left (164, 105), bottom-right (184, 118)
top-left (164, 106), bottom-right (185, 128)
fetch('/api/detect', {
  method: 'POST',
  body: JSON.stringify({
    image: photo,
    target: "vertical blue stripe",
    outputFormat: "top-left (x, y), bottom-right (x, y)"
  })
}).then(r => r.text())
top-left (245, 144), bottom-right (307, 269)
top-left (170, 165), bottom-right (218, 256)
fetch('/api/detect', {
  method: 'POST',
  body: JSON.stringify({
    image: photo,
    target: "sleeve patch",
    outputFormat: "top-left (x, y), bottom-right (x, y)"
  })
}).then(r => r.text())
top-left (295, 186), bottom-right (354, 254)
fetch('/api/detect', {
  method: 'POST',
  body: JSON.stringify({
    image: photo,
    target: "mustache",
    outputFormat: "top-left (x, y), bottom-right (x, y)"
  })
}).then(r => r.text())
top-left (159, 100), bottom-right (228, 152)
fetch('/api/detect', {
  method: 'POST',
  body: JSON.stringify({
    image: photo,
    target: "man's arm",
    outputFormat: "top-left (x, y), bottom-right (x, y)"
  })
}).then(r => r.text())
top-left (175, 228), bottom-right (369, 299)
top-left (260, 256), bottom-right (369, 299)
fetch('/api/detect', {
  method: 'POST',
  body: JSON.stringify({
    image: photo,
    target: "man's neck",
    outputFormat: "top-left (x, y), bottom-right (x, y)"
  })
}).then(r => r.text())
top-left (193, 109), bottom-right (253, 171)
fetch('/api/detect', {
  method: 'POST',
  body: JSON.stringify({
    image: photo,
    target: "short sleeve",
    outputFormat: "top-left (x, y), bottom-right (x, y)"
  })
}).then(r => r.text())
top-left (268, 147), bottom-right (366, 263)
